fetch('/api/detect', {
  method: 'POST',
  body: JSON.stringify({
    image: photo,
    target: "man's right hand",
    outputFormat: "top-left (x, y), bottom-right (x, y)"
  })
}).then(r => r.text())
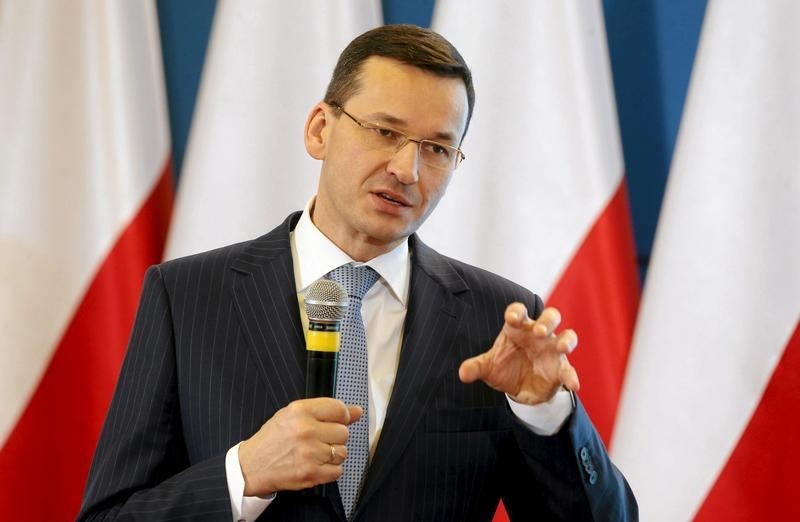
top-left (238, 398), bottom-right (362, 496)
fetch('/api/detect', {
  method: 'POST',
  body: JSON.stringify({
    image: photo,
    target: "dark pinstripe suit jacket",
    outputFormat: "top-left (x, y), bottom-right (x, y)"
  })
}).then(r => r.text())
top-left (79, 212), bottom-right (637, 521)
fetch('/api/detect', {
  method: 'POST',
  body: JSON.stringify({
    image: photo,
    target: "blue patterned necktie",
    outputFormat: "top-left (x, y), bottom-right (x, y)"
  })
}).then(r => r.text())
top-left (328, 264), bottom-right (380, 519)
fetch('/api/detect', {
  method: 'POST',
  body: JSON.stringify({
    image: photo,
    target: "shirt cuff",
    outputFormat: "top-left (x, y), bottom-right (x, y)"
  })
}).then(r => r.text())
top-left (225, 443), bottom-right (275, 522)
top-left (506, 390), bottom-right (574, 435)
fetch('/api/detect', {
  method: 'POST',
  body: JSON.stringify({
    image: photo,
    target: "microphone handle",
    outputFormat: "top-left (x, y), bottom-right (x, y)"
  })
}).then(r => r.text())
top-left (305, 320), bottom-right (341, 497)
top-left (305, 351), bottom-right (338, 398)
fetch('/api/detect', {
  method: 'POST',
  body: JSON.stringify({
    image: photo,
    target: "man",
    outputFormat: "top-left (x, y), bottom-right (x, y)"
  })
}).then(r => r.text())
top-left (80, 25), bottom-right (636, 521)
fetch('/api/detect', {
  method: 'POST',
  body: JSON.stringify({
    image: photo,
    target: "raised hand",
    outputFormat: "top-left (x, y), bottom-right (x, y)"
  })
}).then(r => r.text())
top-left (458, 302), bottom-right (579, 405)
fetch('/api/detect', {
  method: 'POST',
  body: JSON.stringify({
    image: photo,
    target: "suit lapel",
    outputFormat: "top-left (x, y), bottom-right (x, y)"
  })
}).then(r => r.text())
top-left (358, 236), bottom-right (469, 510)
top-left (230, 212), bottom-right (307, 413)
top-left (229, 212), bottom-right (347, 519)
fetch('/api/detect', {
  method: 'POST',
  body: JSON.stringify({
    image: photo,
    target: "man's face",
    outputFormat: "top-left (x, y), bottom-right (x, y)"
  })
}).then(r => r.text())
top-left (305, 56), bottom-right (469, 261)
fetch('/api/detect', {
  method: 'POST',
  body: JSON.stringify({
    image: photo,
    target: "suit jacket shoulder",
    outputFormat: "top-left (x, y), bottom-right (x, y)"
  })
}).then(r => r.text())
top-left (410, 234), bottom-right (545, 320)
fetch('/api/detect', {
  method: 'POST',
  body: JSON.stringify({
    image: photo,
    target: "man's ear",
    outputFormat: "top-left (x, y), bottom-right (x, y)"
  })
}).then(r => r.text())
top-left (304, 102), bottom-right (331, 160)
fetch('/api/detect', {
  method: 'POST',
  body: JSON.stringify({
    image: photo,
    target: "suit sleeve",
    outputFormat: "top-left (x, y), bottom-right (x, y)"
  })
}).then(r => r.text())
top-left (501, 397), bottom-right (638, 520)
top-left (78, 265), bottom-right (233, 521)
top-left (500, 293), bottom-right (639, 521)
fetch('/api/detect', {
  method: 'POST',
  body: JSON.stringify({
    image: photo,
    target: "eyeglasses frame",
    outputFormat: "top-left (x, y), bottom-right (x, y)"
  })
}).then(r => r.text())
top-left (329, 103), bottom-right (466, 171)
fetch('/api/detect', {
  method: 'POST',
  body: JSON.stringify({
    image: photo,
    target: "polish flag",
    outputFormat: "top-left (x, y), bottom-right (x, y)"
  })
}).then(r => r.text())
top-left (428, 4), bottom-right (639, 518)
top-left (427, 1), bottom-right (639, 444)
top-left (0, 2), bottom-right (173, 519)
top-left (611, 1), bottom-right (800, 520)
top-left (165, 1), bottom-right (381, 260)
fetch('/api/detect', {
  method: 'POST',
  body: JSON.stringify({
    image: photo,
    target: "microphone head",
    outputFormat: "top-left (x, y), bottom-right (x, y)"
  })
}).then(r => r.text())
top-left (305, 278), bottom-right (348, 322)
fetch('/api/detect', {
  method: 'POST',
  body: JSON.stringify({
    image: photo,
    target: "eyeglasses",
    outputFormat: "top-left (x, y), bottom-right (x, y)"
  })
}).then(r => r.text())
top-left (330, 104), bottom-right (466, 171)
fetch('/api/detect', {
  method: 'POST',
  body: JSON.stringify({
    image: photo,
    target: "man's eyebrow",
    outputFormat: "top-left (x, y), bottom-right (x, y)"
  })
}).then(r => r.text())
top-left (364, 112), bottom-right (457, 144)
top-left (364, 111), bottom-right (406, 126)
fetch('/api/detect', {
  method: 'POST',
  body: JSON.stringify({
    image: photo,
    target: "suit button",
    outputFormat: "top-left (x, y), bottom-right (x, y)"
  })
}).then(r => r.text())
top-left (589, 471), bottom-right (598, 485)
top-left (580, 447), bottom-right (589, 460)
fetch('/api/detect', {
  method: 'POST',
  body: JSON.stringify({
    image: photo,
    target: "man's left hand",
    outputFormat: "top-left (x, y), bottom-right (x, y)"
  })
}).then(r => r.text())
top-left (458, 302), bottom-right (579, 405)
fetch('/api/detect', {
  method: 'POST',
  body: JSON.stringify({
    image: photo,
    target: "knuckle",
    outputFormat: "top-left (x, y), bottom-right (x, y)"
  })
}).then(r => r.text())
top-left (293, 421), bottom-right (315, 441)
top-left (286, 399), bottom-right (307, 415)
top-left (324, 464), bottom-right (343, 481)
top-left (338, 402), bottom-right (350, 422)
top-left (303, 443), bottom-right (322, 462)
top-left (297, 465), bottom-right (316, 483)
top-left (508, 301), bottom-right (527, 315)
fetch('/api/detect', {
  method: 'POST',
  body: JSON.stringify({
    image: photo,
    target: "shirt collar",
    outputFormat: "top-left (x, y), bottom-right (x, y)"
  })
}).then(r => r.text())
top-left (291, 197), bottom-right (411, 306)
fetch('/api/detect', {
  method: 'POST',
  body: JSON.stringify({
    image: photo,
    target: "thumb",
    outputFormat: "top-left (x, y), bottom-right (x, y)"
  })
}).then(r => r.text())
top-left (345, 404), bottom-right (364, 425)
top-left (459, 352), bottom-right (491, 384)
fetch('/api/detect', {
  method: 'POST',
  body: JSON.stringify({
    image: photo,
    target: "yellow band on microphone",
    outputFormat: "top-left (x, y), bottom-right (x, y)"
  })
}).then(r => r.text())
top-left (306, 330), bottom-right (340, 352)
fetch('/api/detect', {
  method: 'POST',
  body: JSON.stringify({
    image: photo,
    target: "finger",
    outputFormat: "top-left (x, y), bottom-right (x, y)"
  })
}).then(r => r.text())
top-left (315, 422), bottom-right (350, 446)
top-left (556, 329), bottom-right (578, 354)
top-left (330, 443), bottom-right (348, 464)
top-left (559, 356), bottom-right (580, 391)
top-left (319, 442), bottom-right (348, 465)
top-left (314, 407), bottom-right (361, 443)
top-left (458, 352), bottom-right (491, 384)
top-left (532, 307), bottom-right (562, 337)
top-left (503, 302), bottom-right (530, 328)
top-left (315, 445), bottom-right (348, 484)
top-left (303, 397), bottom-right (351, 423)
top-left (317, 441), bottom-right (334, 465)
top-left (344, 404), bottom-right (363, 425)
top-left (317, 463), bottom-right (344, 484)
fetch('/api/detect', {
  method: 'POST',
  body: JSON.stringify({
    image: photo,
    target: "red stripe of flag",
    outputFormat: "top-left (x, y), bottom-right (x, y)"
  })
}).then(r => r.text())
top-left (0, 162), bottom-right (173, 520)
top-left (547, 180), bottom-right (640, 445)
top-left (694, 321), bottom-right (800, 521)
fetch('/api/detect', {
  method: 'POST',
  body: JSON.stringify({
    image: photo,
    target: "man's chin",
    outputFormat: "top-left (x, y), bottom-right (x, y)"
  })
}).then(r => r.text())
top-left (363, 223), bottom-right (416, 248)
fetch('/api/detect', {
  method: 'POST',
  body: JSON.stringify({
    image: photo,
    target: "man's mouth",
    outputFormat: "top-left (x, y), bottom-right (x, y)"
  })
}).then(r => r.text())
top-left (376, 191), bottom-right (410, 206)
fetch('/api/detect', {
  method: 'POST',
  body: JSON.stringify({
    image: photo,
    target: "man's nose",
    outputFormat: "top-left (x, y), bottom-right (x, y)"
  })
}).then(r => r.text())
top-left (386, 140), bottom-right (420, 184)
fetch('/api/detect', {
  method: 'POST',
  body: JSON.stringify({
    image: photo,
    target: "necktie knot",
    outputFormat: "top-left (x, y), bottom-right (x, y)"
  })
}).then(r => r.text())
top-left (328, 264), bottom-right (380, 302)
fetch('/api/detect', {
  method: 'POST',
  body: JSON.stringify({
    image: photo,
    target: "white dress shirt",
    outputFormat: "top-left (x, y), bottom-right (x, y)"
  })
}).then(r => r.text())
top-left (226, 201), bottom-right (573, 521)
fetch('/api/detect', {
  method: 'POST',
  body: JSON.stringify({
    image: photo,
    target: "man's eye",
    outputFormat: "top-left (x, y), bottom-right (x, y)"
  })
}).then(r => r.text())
top-left (426, 143), bottom-right (451, 157)
top-left (373, 127), bottom-right (397, 139)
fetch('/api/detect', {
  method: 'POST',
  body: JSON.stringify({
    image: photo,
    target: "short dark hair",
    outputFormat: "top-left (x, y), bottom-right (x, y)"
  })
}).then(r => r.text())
top-left (324, 24), bottom-right (475, 138)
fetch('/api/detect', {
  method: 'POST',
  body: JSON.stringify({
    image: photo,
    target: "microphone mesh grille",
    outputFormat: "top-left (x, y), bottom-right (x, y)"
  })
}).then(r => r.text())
top-left (305, 278), bottom-right (348, 321)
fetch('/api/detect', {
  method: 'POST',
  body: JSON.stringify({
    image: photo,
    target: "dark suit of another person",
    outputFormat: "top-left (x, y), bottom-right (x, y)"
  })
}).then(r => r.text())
top-left (78, 212), bottom-right (637, 520)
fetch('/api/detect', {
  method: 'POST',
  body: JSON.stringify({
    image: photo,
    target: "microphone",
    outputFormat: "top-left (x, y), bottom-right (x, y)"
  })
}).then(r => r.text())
top-left (304, 278), bottom-right (349, 398)
top-left (304, 278), bottom-right (348, 497)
